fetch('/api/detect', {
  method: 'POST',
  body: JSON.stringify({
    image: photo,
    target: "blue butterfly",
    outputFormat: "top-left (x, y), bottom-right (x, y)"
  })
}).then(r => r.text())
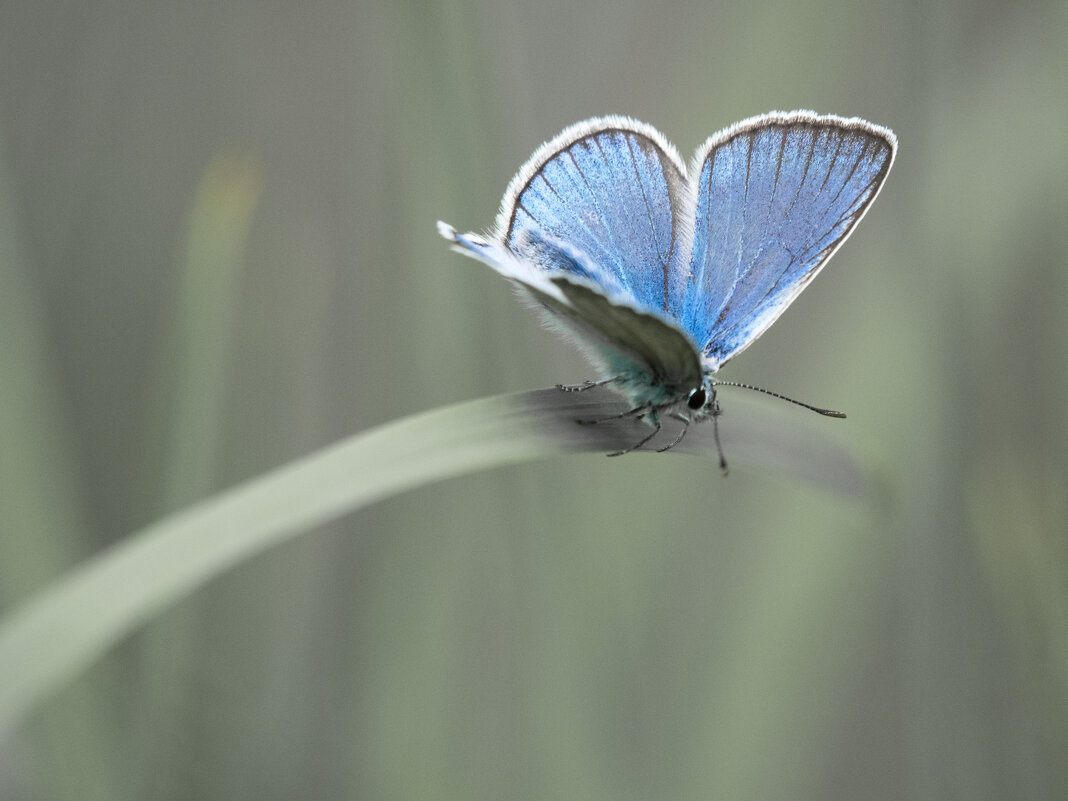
top-left (439, 111), bottom-right (896, 466)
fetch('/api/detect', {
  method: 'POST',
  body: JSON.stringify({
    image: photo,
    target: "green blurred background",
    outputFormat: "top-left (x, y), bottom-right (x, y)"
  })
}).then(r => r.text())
top-left (1, 1), bottom-right (1066, 799)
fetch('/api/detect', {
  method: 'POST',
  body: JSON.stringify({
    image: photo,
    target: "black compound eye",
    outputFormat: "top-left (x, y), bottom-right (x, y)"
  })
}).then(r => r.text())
top-left (687, 387), bottom-right (706, 410)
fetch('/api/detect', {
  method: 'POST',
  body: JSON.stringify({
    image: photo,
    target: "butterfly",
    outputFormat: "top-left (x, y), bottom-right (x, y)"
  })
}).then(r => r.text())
top-left (438, 111), bottom-right (896, 468)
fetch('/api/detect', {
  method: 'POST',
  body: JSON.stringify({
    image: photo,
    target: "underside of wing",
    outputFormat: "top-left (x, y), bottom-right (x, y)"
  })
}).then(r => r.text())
top-left (683, 112), bottom-right (896, 370)
top-left (542, 277), bottom-right (703, 396)
top-left (438, 223), bottom-right (703, 396)
top-left (498, 117), bottom-right (691, 315)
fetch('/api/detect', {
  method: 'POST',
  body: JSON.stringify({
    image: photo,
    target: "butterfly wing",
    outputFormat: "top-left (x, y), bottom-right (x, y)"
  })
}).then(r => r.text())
top-left (497, 116), bottom-right (691, 316)
top-left (438, 222), bottom-right (704, 396)
top-left (683, 112), bottom-right (896, 371)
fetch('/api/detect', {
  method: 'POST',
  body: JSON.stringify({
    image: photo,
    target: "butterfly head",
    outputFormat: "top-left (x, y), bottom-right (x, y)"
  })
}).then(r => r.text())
top-left (686, 379), bottom-right (721, 418)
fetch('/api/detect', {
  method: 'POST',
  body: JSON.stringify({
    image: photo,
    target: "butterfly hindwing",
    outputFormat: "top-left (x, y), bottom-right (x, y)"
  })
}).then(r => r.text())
top-left (439, 223), bottom-right (703, 395)
top-left (684, 113), bottom-right (896, 369)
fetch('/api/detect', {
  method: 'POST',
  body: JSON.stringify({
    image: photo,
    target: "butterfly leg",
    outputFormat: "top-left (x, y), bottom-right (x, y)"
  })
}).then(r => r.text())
top-left (655, 413), bottom-right (692, 453)
top-left (606, 412), bottom-right (662, 457)
top-left (711, 410), bottom-right (728, 475)
top-left (574, 401), bottom-right (653, 426)
top-left (556, 376), bottom-right (621, 392)
top-left (573, 401), bottom-right (660, 455)
top-left (574, 401), bottom-right (683, 456)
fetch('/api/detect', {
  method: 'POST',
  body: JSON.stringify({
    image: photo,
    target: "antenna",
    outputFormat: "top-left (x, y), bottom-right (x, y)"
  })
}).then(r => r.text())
top-left (713, 380), bottom-right (847, 418)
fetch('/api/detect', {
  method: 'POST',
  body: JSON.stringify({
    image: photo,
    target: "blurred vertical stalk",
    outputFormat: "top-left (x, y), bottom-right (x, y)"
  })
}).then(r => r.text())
top-left (130, 154), bottom-right (262, 796)
top-left (159, 153), bottom-right (263, 509)
top-left (0, 131), bottom-right (118, 800)
top-left (971, 460), bottom-right (1068, 778)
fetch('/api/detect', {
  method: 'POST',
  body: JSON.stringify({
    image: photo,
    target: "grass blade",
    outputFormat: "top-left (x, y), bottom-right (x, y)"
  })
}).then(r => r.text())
top-left (0, 385), bottom-right (867, 742)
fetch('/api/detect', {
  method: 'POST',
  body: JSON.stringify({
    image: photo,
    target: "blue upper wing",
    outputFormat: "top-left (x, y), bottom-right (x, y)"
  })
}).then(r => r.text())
top-left (497, 117), bottom-right (690, 316)
top-left (682, 112), bottom-right (897, 370)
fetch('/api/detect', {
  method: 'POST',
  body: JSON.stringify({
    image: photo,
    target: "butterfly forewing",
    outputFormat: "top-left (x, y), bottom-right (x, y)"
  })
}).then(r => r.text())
top-left (685, 114), bottom-right (896, 368)
top-left (500, 119), bottom-right (690, 315)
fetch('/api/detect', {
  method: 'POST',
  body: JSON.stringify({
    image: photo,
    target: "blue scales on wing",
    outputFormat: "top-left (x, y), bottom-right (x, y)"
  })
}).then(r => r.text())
top-left (493, 119), bottom-right (704, 396)
top-left (501, 119), bottom-right (690, 315)
top-left (440, 112), bottom-right (896, 401)
top-left (683, 116), bottom-right (895, 370)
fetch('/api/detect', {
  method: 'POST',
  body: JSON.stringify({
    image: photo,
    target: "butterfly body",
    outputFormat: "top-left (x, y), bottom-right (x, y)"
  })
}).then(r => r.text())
top-left (440, 111), bottom-right (895, 455)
